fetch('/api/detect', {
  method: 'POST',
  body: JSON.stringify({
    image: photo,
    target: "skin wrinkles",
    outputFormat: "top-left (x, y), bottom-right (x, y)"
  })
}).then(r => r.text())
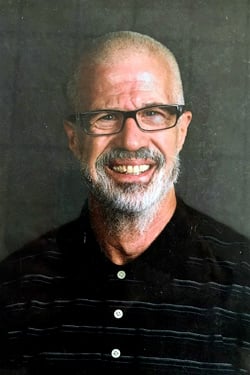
top-left (76, 53), bottom-right (178, 111)
top-left (64, 49), bottom-right (192, 264)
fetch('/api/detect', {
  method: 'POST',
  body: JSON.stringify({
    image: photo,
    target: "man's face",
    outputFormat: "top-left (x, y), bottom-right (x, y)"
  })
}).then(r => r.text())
top-left (65, 51), bottom-right (192, 214)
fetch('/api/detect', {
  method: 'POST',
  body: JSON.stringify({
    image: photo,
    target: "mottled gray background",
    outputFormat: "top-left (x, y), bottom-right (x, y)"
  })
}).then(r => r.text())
top-left (0, 0), bottom-right (250, 260)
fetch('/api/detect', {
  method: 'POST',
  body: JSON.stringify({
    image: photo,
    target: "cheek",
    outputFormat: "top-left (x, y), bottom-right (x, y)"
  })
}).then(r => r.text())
top-left (80, 137), bottom-right (110, 168)
top-left (153, 132), bottom-right (179, 159)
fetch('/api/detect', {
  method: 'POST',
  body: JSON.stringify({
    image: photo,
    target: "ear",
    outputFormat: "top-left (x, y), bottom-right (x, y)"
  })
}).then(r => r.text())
top-left (64, 121), bottom-right (81, 159)
top-left (176, 110), bottom-right (192, 152)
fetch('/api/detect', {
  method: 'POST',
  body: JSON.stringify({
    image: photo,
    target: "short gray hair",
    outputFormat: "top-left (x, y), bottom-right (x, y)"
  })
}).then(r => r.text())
top-left (67, 31), bottom-right (185, 109)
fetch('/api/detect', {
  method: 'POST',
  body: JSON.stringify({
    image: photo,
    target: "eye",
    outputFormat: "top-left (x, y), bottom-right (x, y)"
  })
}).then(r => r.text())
top-left (100, 113), bottom-right (116, 121)
top-left (141, 107), bottom-right (167, 123)
top-left (143, 109), bottom-right (160, 117)
top-left (94, 112), bottom-right (119, 123)
top-left (89, 111), bottom-right (121, 131)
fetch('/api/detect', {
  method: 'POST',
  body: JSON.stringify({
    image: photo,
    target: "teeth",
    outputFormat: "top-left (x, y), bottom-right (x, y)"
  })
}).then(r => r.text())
top-left (112, 164), bottom-right (150, 175)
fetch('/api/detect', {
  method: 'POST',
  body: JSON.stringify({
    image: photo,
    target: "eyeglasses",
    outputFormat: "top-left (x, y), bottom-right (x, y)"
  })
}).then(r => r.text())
top-left (67, 104), bottom-right (185, 136)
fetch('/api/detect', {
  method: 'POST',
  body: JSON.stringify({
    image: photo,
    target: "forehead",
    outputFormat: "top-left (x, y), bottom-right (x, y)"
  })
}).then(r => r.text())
top-left (78, 51), bottom-right (174, 96)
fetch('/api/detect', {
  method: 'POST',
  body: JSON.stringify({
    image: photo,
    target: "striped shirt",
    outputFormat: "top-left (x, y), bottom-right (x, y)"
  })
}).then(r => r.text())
top-left (0, 197), bottom-right (250, 374)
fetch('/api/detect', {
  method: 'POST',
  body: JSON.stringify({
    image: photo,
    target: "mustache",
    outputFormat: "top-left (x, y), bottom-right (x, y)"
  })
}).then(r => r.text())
top-left (96, 147), bottom-right (166, 168)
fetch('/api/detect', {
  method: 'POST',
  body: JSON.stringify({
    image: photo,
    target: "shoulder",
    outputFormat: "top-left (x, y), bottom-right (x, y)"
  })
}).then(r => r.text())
top-left (0, 229), bottom-right (65, 300)
top-left (0, 213), bottom-right (88, 286)
top-left (0, 217), bottom-right (89, 321)
top-left (175, 197), bottom-right (250, 261)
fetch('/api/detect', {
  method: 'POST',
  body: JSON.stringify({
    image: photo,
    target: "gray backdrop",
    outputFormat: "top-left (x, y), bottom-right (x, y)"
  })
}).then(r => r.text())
top-left (0, 0), bottom-right (250, 260)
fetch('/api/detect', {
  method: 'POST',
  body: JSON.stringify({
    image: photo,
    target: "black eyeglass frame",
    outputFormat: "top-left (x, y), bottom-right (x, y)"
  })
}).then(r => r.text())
top-left (67, 104), bottom-right (186, 136)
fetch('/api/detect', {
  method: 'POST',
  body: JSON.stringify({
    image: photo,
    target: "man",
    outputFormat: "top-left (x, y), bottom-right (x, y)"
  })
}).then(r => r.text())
top-left (0, 31), bottom-right (249, 374)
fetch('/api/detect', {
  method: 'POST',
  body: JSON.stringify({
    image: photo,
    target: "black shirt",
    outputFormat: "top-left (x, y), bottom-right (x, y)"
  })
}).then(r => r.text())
top-left (0, 197), bottom-right (250, 374)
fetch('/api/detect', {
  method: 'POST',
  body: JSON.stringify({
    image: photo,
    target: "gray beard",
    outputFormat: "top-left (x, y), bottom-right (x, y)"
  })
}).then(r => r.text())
top-left (80, 148), bottom-right (180, 234)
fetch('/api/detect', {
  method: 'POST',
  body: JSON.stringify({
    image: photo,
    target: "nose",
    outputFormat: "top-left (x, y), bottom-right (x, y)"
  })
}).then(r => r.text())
top-left (114, 116), bottom-right (149, 151)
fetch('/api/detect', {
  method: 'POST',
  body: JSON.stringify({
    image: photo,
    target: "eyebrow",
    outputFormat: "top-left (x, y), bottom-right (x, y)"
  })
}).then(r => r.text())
top-left (86, 103), bottom-right (169, 112)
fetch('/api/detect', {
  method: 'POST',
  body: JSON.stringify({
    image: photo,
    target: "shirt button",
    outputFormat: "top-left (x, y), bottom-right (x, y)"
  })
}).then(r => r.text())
top-left (114, 309), bottom-right (123, 319)
top-left (117, 270), bottom-right (126, 279)
top-left (111, 348), bottom-right (121, 358)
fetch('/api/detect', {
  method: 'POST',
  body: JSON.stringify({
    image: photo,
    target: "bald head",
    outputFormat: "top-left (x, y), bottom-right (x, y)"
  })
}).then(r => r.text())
top-left (67, 31), bottom-right (185, 110)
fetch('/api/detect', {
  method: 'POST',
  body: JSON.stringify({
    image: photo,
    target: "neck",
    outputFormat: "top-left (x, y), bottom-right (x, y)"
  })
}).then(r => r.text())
top-left (89, 188), bottom-right (177, 265)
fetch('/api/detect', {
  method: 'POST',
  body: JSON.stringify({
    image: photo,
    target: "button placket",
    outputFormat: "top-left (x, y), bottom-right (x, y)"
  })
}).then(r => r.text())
top-left (107, 268), bottom-right (128, 361)
top-left (115, 270), bottom-right (125, 320)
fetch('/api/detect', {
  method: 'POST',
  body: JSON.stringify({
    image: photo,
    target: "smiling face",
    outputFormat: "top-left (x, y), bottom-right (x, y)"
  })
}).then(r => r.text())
top-left (65, 49), bottom-right (192, 214)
